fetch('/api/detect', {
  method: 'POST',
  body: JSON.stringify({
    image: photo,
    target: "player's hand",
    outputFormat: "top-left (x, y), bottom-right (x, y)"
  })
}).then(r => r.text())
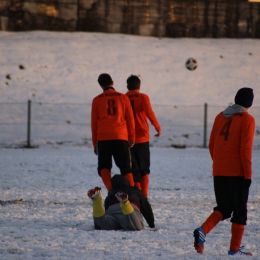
top-left (154, 131), bottom-right (162, 137)
top-left (243, 178), bottom-right (251, 188)
top-left (128, 140), bottom-right (134, 148)
top-left (94, 147), bottom-right (97, 155)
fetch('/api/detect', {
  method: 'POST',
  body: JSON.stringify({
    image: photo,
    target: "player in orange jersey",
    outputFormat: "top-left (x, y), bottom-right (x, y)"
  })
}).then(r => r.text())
top-left (193, 88), bottom-right (255, 256)
top-left (125, 75), bottom-right (161, 198)
top-left (91, 73), bottom-right (135, 191)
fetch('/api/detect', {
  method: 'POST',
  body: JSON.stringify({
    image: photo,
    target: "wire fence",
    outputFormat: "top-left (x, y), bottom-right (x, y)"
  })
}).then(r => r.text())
top-left (0, 101), bottom-right (259, 149)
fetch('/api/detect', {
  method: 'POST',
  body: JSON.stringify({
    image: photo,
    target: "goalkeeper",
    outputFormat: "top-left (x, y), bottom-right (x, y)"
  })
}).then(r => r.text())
top-left (88, 174), bottom-right (155, 230)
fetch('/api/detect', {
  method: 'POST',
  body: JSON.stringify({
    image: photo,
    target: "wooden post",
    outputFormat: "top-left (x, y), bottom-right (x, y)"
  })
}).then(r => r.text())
top-left (203, 103), bottom-right (208, 148)
top-left (27, 99), bottom-right (31, 148)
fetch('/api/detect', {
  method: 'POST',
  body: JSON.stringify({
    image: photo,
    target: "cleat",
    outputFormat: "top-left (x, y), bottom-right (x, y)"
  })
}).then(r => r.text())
top-left (115, 191), bottom-right (128, 203)
top-left (194, 227), bottom-right (206, 254)
top-left (228, 246), bottom-right (252, 256)
top-left (87, 187), bottom-right (102, 200)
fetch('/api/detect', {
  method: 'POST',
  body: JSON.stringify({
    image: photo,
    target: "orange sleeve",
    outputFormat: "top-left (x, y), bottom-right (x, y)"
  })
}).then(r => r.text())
top-left (126, 91), bottom-right (161, 143)
top-left (240, 116), bottom-right (255, 179)
top-left (124, 95), bottom-right (135, 141)
top-left (91, 97), bottom-right (98, 148)
top-left (208, 115), bottom-right (218, 160)
top-left (142, 94), bottom-right (161, 133)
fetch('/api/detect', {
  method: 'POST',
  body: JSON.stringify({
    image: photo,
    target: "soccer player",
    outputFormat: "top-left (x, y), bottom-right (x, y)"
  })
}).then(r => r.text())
top-left (126, 75), bottom-right (161, 198)
top-left (91, 73), bottom-right (135, 191)
top-left (88, 174), bottom-right (155, 230)
top-left (193, 88), bottom-right (255, 256)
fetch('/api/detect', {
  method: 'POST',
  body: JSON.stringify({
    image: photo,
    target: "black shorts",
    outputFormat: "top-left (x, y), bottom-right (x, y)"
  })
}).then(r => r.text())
top-left (130, 142), bottom-right (150, 183)
top-left (97, 140), bottom-right (132, 176)
top-left (213, 176), bottom-right (249, 225)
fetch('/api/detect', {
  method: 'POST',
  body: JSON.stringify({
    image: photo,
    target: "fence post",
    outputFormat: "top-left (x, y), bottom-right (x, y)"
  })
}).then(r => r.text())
top-left (203, 103), bottom-right (208, 148)
top-left (27, 99), bottom-right (31, 148)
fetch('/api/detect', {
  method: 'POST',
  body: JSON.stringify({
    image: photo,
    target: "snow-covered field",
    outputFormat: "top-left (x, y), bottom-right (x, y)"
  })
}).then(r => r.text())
top-left (0, 31), bottom-right (259, 259)
top-left (1, 146), bottom-right (260, 260)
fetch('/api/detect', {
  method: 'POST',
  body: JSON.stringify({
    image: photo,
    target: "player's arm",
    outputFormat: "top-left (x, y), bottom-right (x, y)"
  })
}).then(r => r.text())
top-left (124, 96), bottom-right (135, 145)
top-left (240, 116), bottom-right (255, 180)
top-left (143, 95), bottom-right (162, 136)
top-left (91, 99), bottom-right (98, 154)
top-left (208, 115), bottom-right (220, 159)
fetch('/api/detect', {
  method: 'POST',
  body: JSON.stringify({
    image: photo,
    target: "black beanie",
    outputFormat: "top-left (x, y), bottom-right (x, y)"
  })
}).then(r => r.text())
top-left (234, 88), bottom-right (254, 108)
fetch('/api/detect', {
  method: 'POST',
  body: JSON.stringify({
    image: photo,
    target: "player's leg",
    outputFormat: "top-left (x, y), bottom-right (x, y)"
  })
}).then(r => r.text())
top-left (120, 205), bottom-right (144, 230)
top-left (88, 187), bottom-right (121, 230)
top-left (115, 191), bottom-right (144, 230)
top-left (124, 173), bottom-right (134, 186)
top-left (194, 176), bottom-right (228, 254)
top-left (97, 140), bottom-right (113, 191)
top-left (113, 140), bottom-right (134, 186)
top-left (141, 174), bottom-right (149, 198)
top-left (228, 177), bottom-right (251, 255)
top-left (194, 210), bottom-right (223, 253)
top-left (136, 142), bottom-right (150, 198)
top-left (201, 210), bottom-right (223, 234)
top-left (130, 145), bottom-right (141, 188)
top-left (213, 176), bottom-right (233, 221)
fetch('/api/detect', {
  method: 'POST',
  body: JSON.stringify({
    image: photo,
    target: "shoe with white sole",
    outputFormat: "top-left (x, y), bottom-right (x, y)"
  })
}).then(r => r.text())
top-left (228, 246), bottom-right (252, 256)
top-left (193, 227), bottom-right (206, 254)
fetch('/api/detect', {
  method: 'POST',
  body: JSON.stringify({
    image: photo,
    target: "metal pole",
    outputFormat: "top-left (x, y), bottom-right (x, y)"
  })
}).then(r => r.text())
top-left (203, 103), bottom-right (208, 148)
top-left (27, 100), bottom-right (31, 148)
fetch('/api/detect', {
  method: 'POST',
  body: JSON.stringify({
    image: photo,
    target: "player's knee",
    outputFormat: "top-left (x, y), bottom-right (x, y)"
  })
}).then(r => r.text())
top-left (214, 207), bottom-right (232, 220)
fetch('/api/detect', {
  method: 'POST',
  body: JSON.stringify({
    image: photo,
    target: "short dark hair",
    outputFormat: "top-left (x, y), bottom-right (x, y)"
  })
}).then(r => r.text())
top-left (126, 75), bottom-right (141, 90)
top-left (97, 73), bottom-right (113, 87)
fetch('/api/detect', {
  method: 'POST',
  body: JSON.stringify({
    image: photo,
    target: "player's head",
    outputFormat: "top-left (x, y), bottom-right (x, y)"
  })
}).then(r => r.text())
top-left (126, 75), bottom-right (141, 90)
top-left (98, 73), bottom-right (113, 87)
top-left (111, 174), bottom-right (130, 189)
top-left (235, 88), bottom-right (254, 108)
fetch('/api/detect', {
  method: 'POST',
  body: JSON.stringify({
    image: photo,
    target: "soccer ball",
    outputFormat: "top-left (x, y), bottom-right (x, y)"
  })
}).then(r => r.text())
top-left (185, 58), bottom-right (198, 71)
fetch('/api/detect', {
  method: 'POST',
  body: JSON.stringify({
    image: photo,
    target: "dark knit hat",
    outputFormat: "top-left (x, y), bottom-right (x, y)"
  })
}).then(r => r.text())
top-left (234, 88), bottom-right (254, 108)
top-left (97, 73), bottom-right (113, 87)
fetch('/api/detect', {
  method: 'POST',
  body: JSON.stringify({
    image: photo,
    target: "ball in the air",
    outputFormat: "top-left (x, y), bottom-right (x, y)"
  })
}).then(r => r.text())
top-left (185, 58), bottom-right (198, 71)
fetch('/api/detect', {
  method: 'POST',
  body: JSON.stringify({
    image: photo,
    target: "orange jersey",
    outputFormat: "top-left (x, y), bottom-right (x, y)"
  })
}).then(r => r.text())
top-left (209, 111), bottom-right (255, 179)
top-left (126, 90), bottom-right (161, 143)
top-left (91, 89), bottom-right (135, 148)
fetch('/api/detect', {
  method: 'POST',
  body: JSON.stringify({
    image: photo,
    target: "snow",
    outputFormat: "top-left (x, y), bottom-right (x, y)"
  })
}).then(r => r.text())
top-left (0, 31), bottom-right (259, 259)
top-left (1, 32), bottom-right (260, 106)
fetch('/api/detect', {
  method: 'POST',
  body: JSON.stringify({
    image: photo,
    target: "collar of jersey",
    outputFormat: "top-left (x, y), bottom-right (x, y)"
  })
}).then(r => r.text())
top-left (103, 86), bottom-right (115, 91)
